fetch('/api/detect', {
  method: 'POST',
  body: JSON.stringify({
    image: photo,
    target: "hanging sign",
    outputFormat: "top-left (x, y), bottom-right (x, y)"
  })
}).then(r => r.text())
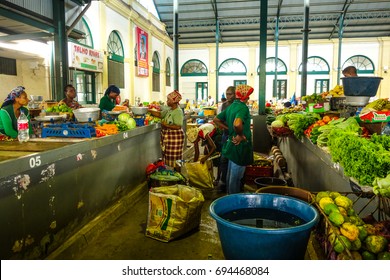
top-left (68, 42), bottom-right (104, 72)
top-left (136, 27), bottom-right (149, 76)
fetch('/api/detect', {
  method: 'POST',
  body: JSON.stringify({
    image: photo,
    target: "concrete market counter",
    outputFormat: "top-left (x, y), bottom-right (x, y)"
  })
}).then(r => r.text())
top-left (0, 124), bottom-right (161, 259)
top-left (278, 136), bottom-right (351, 192)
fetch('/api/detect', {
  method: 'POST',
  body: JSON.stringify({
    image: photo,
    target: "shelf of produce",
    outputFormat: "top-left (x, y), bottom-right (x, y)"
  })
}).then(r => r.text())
top-left (278, 135), bottom-right (382, 220)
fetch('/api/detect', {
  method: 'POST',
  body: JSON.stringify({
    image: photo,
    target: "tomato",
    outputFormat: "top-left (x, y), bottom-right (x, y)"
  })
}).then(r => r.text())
top-left (323, 116), bottom-right (331, 123)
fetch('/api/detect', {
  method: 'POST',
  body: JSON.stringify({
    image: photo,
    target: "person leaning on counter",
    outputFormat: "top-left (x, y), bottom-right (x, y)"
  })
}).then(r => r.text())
top-left (99, 85), bottom-right (129, 111)
top-left (0, 86), bottom-right (33, 139)
top-left (59, 84), bottom-right (82, 109)
top-left (99, 84), bottom-right (121, 111)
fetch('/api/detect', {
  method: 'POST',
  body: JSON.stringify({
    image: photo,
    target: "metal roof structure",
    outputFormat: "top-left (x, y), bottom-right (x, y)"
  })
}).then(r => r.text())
top-left (153, 0), bottom-right (390, 44)
top-left (0, 0), bottom-right (90, 59)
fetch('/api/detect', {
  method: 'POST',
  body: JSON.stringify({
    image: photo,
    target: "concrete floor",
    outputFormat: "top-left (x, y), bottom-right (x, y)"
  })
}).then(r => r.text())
top-left (77, 191), bottom-right (225, 260)
top-left (47, 145), bottom-right (320, 260)
top-left (48, 185), bottom-right (226, 260)
top-left (47, 182), bottom-right (322, 260)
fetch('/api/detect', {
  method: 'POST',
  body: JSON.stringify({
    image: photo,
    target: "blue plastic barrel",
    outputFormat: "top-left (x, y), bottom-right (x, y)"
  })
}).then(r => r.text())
top-left (209, 193), bottom-right (319, 260)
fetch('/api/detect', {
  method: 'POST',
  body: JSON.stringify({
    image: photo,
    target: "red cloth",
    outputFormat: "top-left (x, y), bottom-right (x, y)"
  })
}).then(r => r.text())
top-left (167, 90), bottom-right (182, 103)
top-left (235, 85), bottom-right (254, 101)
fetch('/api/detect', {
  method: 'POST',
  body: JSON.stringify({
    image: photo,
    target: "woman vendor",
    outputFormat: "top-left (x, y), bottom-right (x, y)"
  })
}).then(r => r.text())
top-left (0, 86), bottom-right (33, 139)
top-left (58, 84), bottom-right (82, 109)
top-left (148, 90), bottom-right (184, 168)
top-left (99, 84), bottom-right (121, 112)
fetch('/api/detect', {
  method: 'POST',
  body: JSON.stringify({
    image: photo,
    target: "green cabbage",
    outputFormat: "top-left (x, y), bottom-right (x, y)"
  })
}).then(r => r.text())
top-left (118, 113), bottom-right (131, 122)
top-left (126, 118), bottom-right (136, 129)
top-left (271, 120), bottom-right (284, 128)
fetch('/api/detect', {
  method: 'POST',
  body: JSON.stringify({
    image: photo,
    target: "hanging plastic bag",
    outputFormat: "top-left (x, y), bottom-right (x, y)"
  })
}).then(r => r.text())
top-left (145, 184), bottom-right (204, 242)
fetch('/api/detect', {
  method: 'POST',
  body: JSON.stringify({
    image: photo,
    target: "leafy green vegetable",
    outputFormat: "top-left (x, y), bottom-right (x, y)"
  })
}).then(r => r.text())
top-left (328, 130), bottom-right (390, 186)
top-left (285, 112), bottom-right (320, 139)
top-left (118, 113), bottom-right (131, 122)
top-left (373, 173), bottom-right (390, 197)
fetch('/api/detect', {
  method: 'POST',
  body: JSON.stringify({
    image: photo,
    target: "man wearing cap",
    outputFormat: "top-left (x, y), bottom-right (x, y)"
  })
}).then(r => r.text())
top-left (213, 84), bottom-right (254, 194)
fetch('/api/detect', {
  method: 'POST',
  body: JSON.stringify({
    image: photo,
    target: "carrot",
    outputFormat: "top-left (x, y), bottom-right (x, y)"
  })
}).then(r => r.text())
top-left (95, 123), bottom-right (119, 135)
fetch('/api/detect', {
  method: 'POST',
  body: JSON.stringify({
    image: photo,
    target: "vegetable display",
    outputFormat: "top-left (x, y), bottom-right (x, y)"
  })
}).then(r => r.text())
top-left (315, 191), bottom-right (390, 260)
top-left (328, 130), bottom-right (390, 187)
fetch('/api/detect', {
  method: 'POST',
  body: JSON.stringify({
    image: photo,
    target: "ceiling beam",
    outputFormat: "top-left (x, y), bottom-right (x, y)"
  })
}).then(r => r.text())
top-left (0, 32), bottom-right (52, 42)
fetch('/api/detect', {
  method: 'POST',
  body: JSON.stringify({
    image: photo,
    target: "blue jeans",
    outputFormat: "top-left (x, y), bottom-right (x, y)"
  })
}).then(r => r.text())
top-left (226, 160), bottom-right (246, 194)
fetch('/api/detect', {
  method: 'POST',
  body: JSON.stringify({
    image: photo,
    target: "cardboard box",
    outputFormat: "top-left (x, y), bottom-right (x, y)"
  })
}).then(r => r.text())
top-left (305, 102), bottom-right (330, 113)
top-left (359, 111), bottom-right (390, 123)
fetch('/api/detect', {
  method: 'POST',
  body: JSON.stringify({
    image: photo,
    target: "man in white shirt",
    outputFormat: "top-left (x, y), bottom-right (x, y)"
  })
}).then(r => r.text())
top-left (207, 95), bottom-right (215, 106)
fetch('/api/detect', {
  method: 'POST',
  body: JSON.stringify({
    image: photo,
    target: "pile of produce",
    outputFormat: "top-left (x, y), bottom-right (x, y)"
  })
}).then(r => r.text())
top-left (304, 115), bottom-right (336, 145)
top-left (301, 93), bottom-right (326, 104)
top-left (360, 98), bottom-right (390, 115)
top-left (272, 105), bottom-right (304, 116)
top-left (271, 112), bottom-right (320, 139)
top-left (46, 104), bottom-right (72, 113)
top-left (95, 123), bottom-right (119, 136)
top-left (95, 113), bottom-right (137, 137)
top-left (328, 130), bottom-right (390, 187)
top-left (252, 153), bottom-right (273, 167)
top-left (315, 191), bottom-right (390, 260)
top-left (145, 113), bottom-right (162, 124)
top-left (328, 84), bottom-right (344, 97)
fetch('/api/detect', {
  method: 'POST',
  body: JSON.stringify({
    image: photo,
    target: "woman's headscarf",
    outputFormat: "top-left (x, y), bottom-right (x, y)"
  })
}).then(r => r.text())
top-left (235, 85), bottom-right (254, 102)
top-left (2, 86), bottom-right (26, 108)
top-left (104, 85), bottom-right (120, 96)
top-left (167, 90), bottom-right (182, 103)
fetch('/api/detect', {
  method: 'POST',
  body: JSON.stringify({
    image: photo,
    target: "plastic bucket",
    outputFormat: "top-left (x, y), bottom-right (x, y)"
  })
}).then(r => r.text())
top-left (209, 193), bottom-right (319, 260)
top-left (254, 177), bottom-right (287, 188)
top-left (341, 77), bottom-right (383, 97)
top-left (256, 186), bottom-right (314, 203)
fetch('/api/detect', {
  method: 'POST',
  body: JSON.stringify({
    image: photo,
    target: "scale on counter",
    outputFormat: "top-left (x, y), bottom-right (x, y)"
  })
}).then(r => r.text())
top-left (28, 95), bottom-right (44, 109)
top-left (28, 95), bottom-right (44, 118)
top-left (339, 96), bottom-right (370, 118)
top-left (131, 106), bottom-right (148, 126)
top-left (339, 77), bottom-right (383, 118)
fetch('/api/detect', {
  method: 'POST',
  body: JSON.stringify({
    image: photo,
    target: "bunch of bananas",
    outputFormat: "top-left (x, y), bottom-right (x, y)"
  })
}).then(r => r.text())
top-left (329, 85), bottom-right (344, 97)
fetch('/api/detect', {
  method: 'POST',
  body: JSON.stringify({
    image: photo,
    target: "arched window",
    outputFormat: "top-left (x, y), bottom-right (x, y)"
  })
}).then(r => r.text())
top-left (180, 59), bottom-right (208, 76)
top-left (257, 57), bottom-right (288, 75)
top-left (219, 58), bottom-right (247, 76)
top-left (76, 18), bottom-right (93, 47)
top-left (68, 17), bottom-right (94, 48)
top-left (298, 56), bottom-right (330, 74)
top-left (166, 58), bottom-right (171, 87)
top-left (152, 51), bottom-right (160, 91)
top-left (342, 55), bottom-right (375, 74)
top-left (107, 31), bottom-right (124, 87)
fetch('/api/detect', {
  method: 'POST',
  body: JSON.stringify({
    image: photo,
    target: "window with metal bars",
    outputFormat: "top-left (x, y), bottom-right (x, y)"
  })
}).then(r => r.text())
top-left (0, 57), bottom-right (17, 76)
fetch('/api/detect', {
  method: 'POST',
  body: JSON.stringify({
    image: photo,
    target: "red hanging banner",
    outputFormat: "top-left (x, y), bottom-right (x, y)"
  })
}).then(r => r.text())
top-left (136, 26), bottom-right (149, 76)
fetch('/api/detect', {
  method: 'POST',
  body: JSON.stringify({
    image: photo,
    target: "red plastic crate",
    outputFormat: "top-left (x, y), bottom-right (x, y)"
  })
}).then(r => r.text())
top-left (245, 165), bottom-right (273, 177)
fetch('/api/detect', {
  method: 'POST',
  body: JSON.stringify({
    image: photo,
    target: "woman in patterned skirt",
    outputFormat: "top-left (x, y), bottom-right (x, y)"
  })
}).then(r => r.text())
top-left (149, 90), bottom-right (184, 168)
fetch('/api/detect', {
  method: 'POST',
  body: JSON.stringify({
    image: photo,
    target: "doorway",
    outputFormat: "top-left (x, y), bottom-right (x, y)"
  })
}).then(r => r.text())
top-left (74, 71), bottom-right (96, 104)
top-left (195, 82), bottom-right (208, 103)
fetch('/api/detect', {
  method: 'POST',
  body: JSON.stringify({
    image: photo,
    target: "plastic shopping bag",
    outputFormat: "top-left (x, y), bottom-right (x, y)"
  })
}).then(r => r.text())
top-left (185, 159), bottom-right (214, 190)
top-left (145, 184), bottom-right (204, 242)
